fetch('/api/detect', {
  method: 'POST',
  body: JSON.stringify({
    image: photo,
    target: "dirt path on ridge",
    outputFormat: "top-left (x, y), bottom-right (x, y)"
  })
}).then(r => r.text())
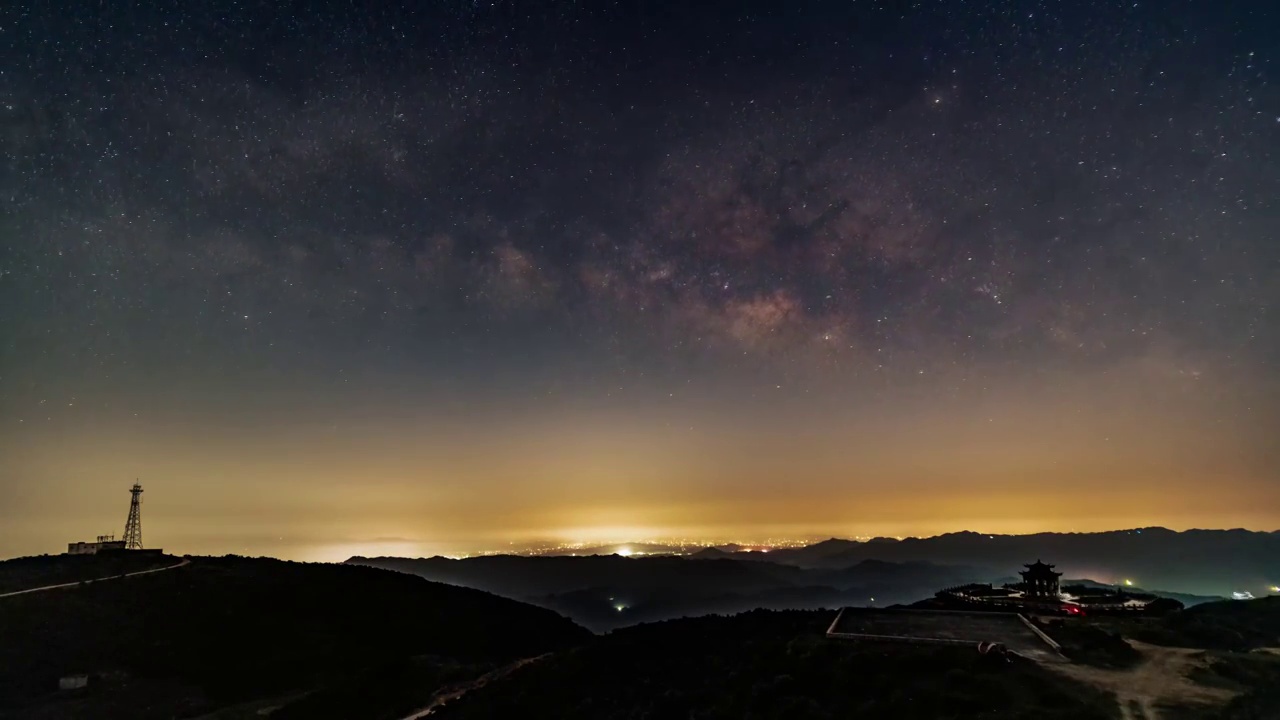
top-left (0, 558), bottom-right (190, 599)
top-left (398, 654), bottom-right (547, 719)
top-left (1051, 640), bottom-right (1235, 720)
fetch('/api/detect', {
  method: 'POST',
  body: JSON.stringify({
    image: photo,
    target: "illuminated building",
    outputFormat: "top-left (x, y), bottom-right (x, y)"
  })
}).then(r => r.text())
top-left (1019, 560), bottom-right (1062, 599)
top-left (936, 560), bottom-right (1174, 616)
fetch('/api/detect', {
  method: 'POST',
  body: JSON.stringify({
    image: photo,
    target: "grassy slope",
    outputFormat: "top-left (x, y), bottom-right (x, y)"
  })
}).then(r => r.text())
top-left (0, 555), bottom-right (590, 719)
top-left (1059, 597), bottom-right (1280, 719)
top-left (1136, 597), bottom-right (1280, 651)
top-left (1150, 598), bottom-right (1280, 719)
top-left (434, 609), bottom-right (1118, 720)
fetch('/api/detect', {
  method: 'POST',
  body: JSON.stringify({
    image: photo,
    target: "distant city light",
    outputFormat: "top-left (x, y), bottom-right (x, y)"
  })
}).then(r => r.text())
top-left (1232, 591), bottom-right (1255, 600)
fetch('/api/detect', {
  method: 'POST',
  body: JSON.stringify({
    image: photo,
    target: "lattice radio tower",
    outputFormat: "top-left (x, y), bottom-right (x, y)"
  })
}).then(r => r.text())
top-left (123, 481), bottom-right (144, 550)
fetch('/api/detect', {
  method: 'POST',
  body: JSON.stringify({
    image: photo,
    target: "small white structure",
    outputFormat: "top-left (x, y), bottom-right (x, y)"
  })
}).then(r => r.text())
top-left (59, 675), bottom-right (89, 691)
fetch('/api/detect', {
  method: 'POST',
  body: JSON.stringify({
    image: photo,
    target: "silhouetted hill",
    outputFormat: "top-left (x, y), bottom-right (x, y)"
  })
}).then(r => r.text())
top-left (688, 546), bottom-right (777, 562)
top-left (0, 552), bottom-right (178, 594)
top-left (430, 610), bottom-right (1117, 720)
top-left (787, 537), bottom-right (862, 560)
top-left (831, 558), bottom-right (973, 585)
top-left (1128, 596), bottom-right (1280, 651)
top-left (352, 554), bottom-right (805, 598)
top-left (349, 527), bottom-right (1278, 630)
top-left (1064, 578), bottom-right (1227, 607)
top-left (0, 555), bottom-right (589, 720)
top-left (752, 528), bottom-right (1278, 597)
top-left (348, 555), bottom-right (990, 631)
top-left (688, 547), bottom-right (735, 560)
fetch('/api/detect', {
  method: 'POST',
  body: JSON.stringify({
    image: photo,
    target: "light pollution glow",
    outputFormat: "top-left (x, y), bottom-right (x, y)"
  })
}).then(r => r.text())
top-left (1, 362), bottom-right (1276, 561)
top-left (2, 0), bottom-right (1278, 562)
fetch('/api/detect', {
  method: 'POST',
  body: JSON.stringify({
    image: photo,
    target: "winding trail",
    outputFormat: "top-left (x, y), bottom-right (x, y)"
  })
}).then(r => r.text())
top-left (1051, 640), bottom-right (1235, 720)
top-left (0, 557), bottom-right (190, 599)
top-left (399, 654), bottom-right (548, 719)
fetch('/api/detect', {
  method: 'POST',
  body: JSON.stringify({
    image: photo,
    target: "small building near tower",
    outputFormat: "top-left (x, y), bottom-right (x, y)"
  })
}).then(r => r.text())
top-left (67, 535), bottom-right (127, 555)
top-left (64, 482), bottom-right (161, 555)
top-left (1020, 559), bottom-right (1062, 599)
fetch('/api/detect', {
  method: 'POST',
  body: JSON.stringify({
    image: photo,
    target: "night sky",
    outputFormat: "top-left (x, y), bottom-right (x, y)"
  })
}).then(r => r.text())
top-left (2, 1), bottom-right (1277, 561)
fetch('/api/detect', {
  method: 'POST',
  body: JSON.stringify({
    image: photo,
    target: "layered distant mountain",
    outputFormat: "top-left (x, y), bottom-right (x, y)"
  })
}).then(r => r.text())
top-left (349, 528), bottom-right (1277, 631)
top-left (750, 528), bottom-right (1279, 597)
top-left (347, 554), bottom-right (993, 631)
top-left (1057, 579), bottom-right (1226, 607)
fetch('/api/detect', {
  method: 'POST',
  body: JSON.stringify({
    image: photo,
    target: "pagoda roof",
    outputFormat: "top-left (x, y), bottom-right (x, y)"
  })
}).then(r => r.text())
top-left (1020, 559), bottom-right (1062, 576)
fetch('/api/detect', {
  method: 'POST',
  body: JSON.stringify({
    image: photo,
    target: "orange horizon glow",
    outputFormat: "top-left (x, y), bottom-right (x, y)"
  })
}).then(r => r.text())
top-left (2, 355), bottom-right (1276, 563)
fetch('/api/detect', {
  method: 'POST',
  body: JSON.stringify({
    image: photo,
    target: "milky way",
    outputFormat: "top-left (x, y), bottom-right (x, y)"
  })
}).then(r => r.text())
top-left (2, 1), bottom-right (1277, 559)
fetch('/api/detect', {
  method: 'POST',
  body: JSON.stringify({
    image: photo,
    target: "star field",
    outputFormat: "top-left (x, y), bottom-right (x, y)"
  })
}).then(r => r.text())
top-left (1, 1), bottom-right (1277, 559)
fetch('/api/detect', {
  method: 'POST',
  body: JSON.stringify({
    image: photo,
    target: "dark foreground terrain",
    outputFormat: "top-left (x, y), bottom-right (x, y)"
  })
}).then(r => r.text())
top-left (1042, 598), bottom-right (1280, 720)
top-left (0, 552), bottom-right (179, 595)
top-left (0, 555), bottom-right (589, 720)
top-left (3, 554), bottom-right (1277, 720)
top-left (431, 609), bottom-right (1116, 720)
top-left (422, 598), bottom-right (1280, 720)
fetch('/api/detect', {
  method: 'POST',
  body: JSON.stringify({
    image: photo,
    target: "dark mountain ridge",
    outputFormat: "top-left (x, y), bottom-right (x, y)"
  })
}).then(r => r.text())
top-left (349, 527), bottom-right (1277, 629)
top-left (1061, 578), bottom-right (1227, 607)
top-left (730, 527), bottom-right (1279, 596)
top-left (350, 554), bottom-right (807, 598)
top-left (347, 554), bottom-right (990, 631)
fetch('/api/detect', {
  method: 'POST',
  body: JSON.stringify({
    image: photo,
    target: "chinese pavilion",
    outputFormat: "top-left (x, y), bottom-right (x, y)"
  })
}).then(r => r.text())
top-left (1020, 559), bottom-right (1062, 599)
